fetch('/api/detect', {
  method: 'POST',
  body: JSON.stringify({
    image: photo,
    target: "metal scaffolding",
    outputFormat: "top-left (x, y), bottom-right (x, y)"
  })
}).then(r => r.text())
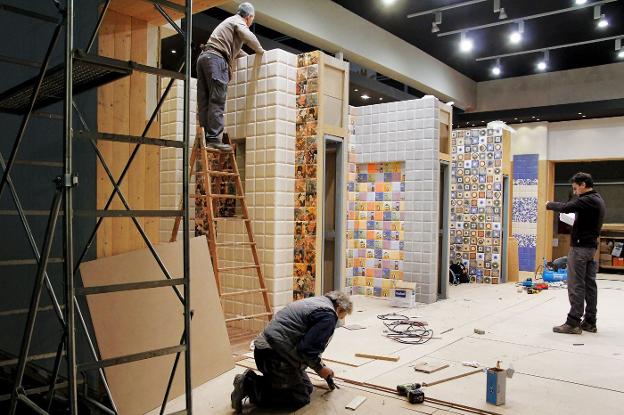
top-left (0, 0), bottom-right (194, 413)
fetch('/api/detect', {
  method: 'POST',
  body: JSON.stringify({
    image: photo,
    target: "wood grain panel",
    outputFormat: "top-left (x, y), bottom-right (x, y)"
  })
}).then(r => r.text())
top-left (109, 0), bottom-right (226, 24)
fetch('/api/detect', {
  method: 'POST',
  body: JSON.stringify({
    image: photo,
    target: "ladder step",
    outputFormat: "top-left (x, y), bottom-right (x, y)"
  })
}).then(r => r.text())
top-left (213, 217), bottom-right (249, 222)
top-left (218, 265), bottom-right (260, 272)
top-left (191, 194), bottom-right (242, 199)
top-left (225, 312), bottom-right (273, 323)
top-left (207, 170), bottom-right (239, 177)
top-left (215, 242), bottom-right (256, 247)
top-left (220, 288), bottom-right (267, 298)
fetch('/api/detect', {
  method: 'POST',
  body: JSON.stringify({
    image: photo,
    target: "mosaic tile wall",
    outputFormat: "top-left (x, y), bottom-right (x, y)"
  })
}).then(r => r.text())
top-left (348, 97), bottom-right (441, 304)
top-left (512, 154), bottom-right (539, 272)
top-left (293, 51), bottom-right (320, 299)
top-left (450, 127), bottom-right (505, 284)
top-left (347, 162), bottom-right (405, 297)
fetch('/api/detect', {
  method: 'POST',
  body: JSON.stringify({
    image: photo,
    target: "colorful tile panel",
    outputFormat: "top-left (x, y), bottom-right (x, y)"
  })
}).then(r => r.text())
top-left (512, 154), bottom-right (539, 272)
top-left (293, 51), bottom-right (320, 300)
top-left (450, 128), bottom-right (505, 284)
top-left (346, 162), bottom-right (406, 297)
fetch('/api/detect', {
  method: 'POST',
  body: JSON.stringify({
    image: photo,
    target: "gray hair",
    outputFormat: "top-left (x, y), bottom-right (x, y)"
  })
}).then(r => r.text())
top-left (237, 2), bottom-right (255, 18)
top-left (325, 291), bottom-right (353, 314)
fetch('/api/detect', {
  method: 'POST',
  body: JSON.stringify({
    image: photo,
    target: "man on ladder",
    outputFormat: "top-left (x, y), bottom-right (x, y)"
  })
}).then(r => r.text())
top-left (197, 2), bottom-right (265, 151)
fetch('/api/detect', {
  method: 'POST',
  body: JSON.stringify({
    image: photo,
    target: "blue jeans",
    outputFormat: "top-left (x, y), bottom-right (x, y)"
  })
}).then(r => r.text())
top-left (196, 51), bottom-right (229, 141)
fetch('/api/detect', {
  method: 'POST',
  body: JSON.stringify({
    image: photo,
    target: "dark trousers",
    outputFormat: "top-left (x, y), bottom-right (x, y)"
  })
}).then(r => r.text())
top-left (247, 347), bottom-right (313, 410)
top-left (566, 246), bottom-right (598, 326)
top-left (196, 51), bottom-right (229, 141)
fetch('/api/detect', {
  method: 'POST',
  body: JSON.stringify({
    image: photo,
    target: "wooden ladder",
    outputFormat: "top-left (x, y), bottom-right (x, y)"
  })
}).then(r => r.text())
top-left (170, 131), bottom-right (273, 324)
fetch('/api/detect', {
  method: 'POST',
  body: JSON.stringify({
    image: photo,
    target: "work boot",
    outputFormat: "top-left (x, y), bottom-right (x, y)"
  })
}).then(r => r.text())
top-left (231, 369), bottom-right (252, 413)
top-left (205, 137), bottom-right (232, 152)
top-left (552, 323), bottom-right (582, 334)
top-left (581, 320), bottom-right (597, 333)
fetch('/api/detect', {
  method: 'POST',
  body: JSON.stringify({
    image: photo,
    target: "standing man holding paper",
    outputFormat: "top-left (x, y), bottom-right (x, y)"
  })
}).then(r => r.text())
top-left (546, 172), bottom-right (606, 334)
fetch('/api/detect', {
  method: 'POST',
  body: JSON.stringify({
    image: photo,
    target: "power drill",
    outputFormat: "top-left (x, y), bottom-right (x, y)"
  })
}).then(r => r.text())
top-left (396, 383), bottom-right (425, 404)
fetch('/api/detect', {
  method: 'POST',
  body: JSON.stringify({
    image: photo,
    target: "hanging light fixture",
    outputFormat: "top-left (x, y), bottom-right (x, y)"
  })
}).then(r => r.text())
top-left (431, 11), bottom-right (442, 33)
top-left (594, 5), bottom-right (608, 28)
top-left (616, 38), bottom-right (624, 59)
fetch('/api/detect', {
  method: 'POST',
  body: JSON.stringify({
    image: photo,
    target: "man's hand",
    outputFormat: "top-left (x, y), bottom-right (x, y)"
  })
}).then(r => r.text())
top-left (317, 366), bottom-right (334, 380)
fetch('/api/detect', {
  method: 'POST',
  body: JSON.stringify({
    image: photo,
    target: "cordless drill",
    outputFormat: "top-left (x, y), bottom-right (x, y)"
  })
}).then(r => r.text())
top-left (397, 383), bottom-right (425, 404)
top-left (326, 375), bottom-right (339, 391)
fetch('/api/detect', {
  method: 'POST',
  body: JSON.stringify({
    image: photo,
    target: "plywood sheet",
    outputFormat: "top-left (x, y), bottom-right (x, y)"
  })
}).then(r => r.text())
top-left (80, 237), bottom-right (233, 415)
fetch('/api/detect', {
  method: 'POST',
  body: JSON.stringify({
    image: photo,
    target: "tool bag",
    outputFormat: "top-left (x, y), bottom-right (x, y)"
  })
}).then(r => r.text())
top-left (449, 262), bottom-right (469, 285)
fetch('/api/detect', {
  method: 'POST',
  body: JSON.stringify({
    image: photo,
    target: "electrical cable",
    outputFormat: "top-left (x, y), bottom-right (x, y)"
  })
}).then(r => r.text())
top-left (377, 314), bottom-right (434, 345)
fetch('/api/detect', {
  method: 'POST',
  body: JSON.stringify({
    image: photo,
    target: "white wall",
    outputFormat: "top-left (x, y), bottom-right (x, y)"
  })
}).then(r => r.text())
top-left (547, 116), bottom-right (624, 161)
top-left (477, 62), bottom-right (624, 112)
top-left (508, 122), bottom-right (549, 159)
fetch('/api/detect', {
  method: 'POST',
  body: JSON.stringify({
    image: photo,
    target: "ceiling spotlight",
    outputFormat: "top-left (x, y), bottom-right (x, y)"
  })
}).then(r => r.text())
top-left (509, 21), bottom-right (524, 44)
top-left (432, 11), bottom-right (442, 33)
top-left (493, 0), bottom-right (507, 19)
top-left (379, 97), bottom-right (384, 101)
top-left (594, 5), bottom-right (608, 28)
top-left (536, 50), bottom-right (549, 71)
top-left (361, 94), bottom-right (370, 100)
top-left (170, 49), bottom-right (177, 54)
top-left (618, 50), bottom-right (624, 59)
top-left (498, 7), bottom-right (507, 20)
top-left (382, 0), bottom-right (396, 5)
top-left (575, 0), bottom-right (587, 4)
top-left (459, 31), bottom-right (473, 53)
top-left (617, 39), bottom-right (623, 58)
top-left (354, 88), bottom-right (359, 92)
top-left (491, 58), bottom-right (502, 76)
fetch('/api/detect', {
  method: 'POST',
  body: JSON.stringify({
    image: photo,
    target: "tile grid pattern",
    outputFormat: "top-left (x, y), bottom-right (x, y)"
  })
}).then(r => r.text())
top-left (347, 97), bottom-right (441, 304)
top-left (160, 49), bottom-right (298, 330)
top-left (450, 128), bottom-right (505, 284)
top-left (512, 154), bottom-right (539, 272)
top-left (293, 51), bottom-right (320, 299)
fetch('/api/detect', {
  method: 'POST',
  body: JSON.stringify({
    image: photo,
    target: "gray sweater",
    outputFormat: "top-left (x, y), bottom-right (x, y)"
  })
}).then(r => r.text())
top-left (254, 295), bottom-right (338, 371)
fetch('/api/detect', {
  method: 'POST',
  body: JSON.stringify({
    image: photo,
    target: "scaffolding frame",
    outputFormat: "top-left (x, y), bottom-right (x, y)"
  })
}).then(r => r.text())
top-left (0, 1), bottom-right (194, 414)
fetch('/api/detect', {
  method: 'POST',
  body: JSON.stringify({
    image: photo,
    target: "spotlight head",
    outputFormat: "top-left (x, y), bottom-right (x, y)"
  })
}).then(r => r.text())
top-left (382, 0), bottom-right (396, 5)
top-left (597, 16), bottom-right (608, 28)
top-left (361, 94), bottom-right (370, 100)
top-left (537, 61), bottom-right (547, 71)
top-left (432, 21), bottom-right (440, 33)
top-left (492, 66), bottom-right (501, 76)
top-left (618, 50), bottom-right (624, 59)
top-left (575, 0), bottom-right (587, 4)
top-left (509, 31), bottom-right (522, 44)
top-left (459, 38), bottom-right (473, 53)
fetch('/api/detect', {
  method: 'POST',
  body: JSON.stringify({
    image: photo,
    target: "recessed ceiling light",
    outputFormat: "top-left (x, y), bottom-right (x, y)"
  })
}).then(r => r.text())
top-left (514, 117), bottom-right (518, 120)
top-left (361, 94), bottom-right (370, 100)
top-left (354, 88), bottom-right (359, 92)
top-left (582, 115), bottom-right (587, 118)
top-left (536, 118), bottom-right (540, 121)
top-left (379, 97), bottom-right (383, 101)
top-left (578, 112), bottom-right (583, 115)
top-left (171, 49), bottom-right (177, 54)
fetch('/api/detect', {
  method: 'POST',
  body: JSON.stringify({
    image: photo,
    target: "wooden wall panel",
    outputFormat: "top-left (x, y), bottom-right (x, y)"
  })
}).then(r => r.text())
top-left (97, 10), bottom-right (160, 257)
top-left (536, 160), bottom-right (555, 263)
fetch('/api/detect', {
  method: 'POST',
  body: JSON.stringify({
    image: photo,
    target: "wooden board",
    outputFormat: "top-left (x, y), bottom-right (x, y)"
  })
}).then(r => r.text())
top-left (109, 0), bottom-right (227, 24)
top-left (97, 10), bottom-right (160, 257)
top-left (413, 361), bottom-right (450, 374)
top-left (355, 353), bottom-right (400, 362)
top-left (80, 237), bottom-right (233, 415)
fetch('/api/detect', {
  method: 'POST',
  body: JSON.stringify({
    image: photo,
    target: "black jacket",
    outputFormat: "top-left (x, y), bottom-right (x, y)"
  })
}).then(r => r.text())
top-left (546, 190), bottom-right (606, 248)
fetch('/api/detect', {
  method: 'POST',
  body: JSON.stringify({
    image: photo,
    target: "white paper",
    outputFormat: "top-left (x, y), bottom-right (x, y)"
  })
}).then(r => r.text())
top-left (560, 212), bottom-right (575, 226)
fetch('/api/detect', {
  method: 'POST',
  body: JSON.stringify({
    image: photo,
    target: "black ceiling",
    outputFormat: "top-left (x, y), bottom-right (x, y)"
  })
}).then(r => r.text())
top-left (332, 0), bottom-right (624, 81)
